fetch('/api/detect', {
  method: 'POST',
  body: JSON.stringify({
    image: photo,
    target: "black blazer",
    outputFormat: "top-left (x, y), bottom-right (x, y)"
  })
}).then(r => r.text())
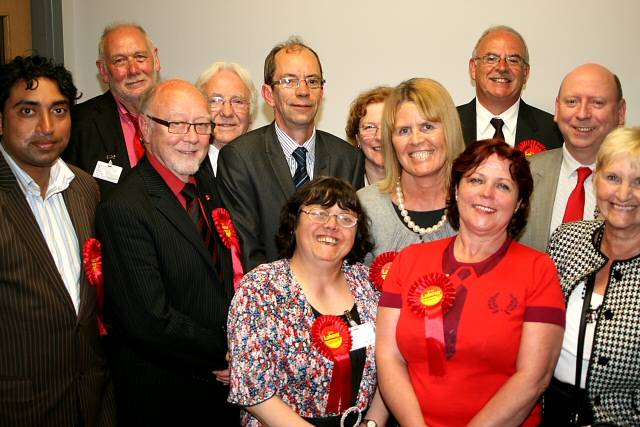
top-left (96, 157), bottom-right (236, 424)
top-left (64, 91), bottom-right (131, 199)
top-left (217, 122), bottom-right (364, 270)
top-left (457, 98), bottom-right (563, 151)
top-left (0, 154), bottom-right (115, 426)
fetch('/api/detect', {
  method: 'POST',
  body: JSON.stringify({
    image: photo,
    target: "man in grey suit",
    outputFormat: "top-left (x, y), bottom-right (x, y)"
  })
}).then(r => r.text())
top-left (457, 25), bottom-right (562, 153)
top-left (0, 56), bottom-right (114, 425)
top-left (63, 22), bottom-right (160, 198)
top-left (217, 36), bottom-right (364, 270)
top-left (518, 63), bottom-right (626, 251)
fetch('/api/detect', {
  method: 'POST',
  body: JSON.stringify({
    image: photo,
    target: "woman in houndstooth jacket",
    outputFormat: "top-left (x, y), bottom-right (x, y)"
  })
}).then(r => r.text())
top-left (544, 127), bottom-right (640, 426)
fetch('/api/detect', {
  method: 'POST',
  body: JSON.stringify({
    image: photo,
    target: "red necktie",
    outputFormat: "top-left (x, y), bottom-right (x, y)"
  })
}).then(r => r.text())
top-left (562, 167), bottom-right (592, 223)
top-left (490, 118), bottom-right (505, 141)
top-left (126, 112), bottom-right (145, 166)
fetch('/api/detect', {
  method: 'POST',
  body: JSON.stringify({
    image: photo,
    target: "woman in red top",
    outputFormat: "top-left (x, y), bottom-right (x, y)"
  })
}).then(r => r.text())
top-left (376, 139), bottom-right (566, 426)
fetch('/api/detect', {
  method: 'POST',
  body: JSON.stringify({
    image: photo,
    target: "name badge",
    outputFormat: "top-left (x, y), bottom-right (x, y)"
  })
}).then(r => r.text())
top-left (349, 322), bottom-right (375, 351)
top-left (93, 161), bottom-right (122, 183)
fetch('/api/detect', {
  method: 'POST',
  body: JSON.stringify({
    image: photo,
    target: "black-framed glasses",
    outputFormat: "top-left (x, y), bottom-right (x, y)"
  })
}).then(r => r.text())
top-left (359, 124), bottom-right (381, 138)
top-left (475, 53), bottom-right (527, 68)
top-left (147, 115), bottom-right (215, 135)
top-left (209, 96), bottom-right (250, 112)
top-left (300, 208), bottom-right (358, 228)
top-left (272, 76), bottom-right (325, 89)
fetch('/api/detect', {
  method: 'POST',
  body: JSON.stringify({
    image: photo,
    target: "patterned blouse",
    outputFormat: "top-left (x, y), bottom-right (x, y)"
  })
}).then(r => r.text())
top-left (227, 259), bottom-right (380, 426)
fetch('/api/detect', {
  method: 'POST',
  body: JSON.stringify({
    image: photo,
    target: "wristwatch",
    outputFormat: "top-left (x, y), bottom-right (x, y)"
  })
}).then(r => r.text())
top-left (361, 420), bottom-right (377, 427)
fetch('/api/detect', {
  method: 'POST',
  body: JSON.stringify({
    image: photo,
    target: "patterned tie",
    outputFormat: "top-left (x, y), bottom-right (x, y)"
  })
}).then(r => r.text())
top-left (125, 111), bottom-right (145, 166)
top-left (562, 167), bottom-right (592, 223)
top-left (292, 147), bottom-right (310, 188)
top-left (181, 183), bottom-right (215, 258)
top-left (490, 118), bottom-right (505, 141)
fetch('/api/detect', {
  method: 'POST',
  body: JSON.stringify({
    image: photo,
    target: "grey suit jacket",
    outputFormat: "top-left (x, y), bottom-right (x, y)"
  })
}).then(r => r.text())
top-left (517, 148), bottom-right (563, 251)
top-left (0, 154), bottom-right (115, 426)
top-left (217, 122), bottom-right (364, 270)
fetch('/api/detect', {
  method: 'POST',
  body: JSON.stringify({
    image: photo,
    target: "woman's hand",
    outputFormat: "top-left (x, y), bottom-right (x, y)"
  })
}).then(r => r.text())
top-left (212, 352), bottom-right (231, 385)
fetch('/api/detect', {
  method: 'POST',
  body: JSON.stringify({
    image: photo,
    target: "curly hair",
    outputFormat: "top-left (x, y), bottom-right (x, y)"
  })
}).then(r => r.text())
top-left (0, 55), bottom-right (78, 110)
top-left (446, 139), bottom-right (533, 238)
top-left (276, 177), bottom-right (374, 264)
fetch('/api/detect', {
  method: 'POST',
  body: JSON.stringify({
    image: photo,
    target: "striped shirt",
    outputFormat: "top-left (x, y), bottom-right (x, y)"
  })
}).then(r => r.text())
top-left (274, 122), bottom-right (316, 179)
top-left (0, 146), bottom-right (81, 313)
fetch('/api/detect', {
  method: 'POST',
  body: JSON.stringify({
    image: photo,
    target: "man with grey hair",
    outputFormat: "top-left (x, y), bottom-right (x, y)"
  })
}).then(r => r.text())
top-left (458, 25), bottom-right (562, 154)
top-left (217, 36), bottom-right (364, 270)
top-left (196, 61), bottom-right (256, 175)
top-left (63, 22), bottom-right (161, 198)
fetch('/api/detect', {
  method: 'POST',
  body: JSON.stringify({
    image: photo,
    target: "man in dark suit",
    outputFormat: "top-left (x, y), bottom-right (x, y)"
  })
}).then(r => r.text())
top-left (63, 23), bottom-right (160, 198)
top-left (217, 36), bottom-right (364, 270)
top-left (96, 79), bottom-right (240, 425)
top-left (457, 25), bottom-right (562, 154)
top-left (0, 56), bottom-right (115, 425)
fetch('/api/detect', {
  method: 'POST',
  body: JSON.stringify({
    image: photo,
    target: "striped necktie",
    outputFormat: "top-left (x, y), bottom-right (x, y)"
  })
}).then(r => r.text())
top-left (292, 147), bottom-right (310, 188)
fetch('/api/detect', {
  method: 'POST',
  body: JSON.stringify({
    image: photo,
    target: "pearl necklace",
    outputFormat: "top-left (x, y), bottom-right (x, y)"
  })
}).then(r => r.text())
top-left (395, 179), bottom-right (447, 235)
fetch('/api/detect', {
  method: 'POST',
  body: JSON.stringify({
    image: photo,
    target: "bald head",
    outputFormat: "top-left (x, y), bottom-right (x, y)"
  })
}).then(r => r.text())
top-left (555, 63), bottom-right (626, 164)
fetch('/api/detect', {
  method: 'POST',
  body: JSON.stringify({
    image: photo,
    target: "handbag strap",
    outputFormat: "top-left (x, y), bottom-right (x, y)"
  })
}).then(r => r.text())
top-left (574, 274), bottom-right (596, 390)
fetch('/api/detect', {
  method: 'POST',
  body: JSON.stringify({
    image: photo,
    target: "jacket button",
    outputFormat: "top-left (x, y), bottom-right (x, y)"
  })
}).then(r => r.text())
top-left (604, 309), bottom-right (613, 320)
top-left (598, 356), bottom-right (609, 366)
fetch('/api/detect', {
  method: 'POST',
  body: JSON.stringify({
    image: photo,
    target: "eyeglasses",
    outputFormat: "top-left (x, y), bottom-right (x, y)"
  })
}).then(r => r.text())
top-left (359, 124), bottom-right (381, 138)
top-left (300, 208), bottom-right (358, 228)
top-left (272, 76), bottom-right (325, 89)
top-left (209, 96), bottom-right (250, 112)
top-left (475, 53), bottom-right (527, 68)
top-left (147, 116), bottom-right (215, 135)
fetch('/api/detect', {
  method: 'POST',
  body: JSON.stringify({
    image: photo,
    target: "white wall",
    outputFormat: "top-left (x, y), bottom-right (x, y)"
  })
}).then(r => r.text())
top-left (62, 0), bottom-right (639, 139)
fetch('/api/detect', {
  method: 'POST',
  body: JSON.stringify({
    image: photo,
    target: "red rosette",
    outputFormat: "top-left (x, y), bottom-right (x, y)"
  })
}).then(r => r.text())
top-left (407, 273), bottom-right (456, 376)
top-left (212, 208), bottom-right (244, 291)
top-left (311, 315), bottom-right (353, 413)
top-left (369, 251), bottom-right (398, 291)
top-left (82, 238), bottom-right (107, 336)
top-left (516, 139), bottom-right (546, 157)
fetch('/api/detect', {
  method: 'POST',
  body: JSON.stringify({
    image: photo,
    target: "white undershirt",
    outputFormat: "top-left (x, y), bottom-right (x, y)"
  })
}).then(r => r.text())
top-left (555, 282), bottom-right (603, 388)
top-left (549, 145), bottom-right (597, 236)
top-left (207, 144), bottom-right (220, 176)
top-left (475, 98), bottom-right (520, 147)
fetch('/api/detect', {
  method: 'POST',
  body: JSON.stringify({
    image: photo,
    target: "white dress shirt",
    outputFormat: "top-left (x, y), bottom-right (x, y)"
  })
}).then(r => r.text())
top-left (275, 122), bottom-right (316, 180)
top-left (207, 144), bottom-right (220, 176)
top-left (475, 98), bottom-right (520, 147)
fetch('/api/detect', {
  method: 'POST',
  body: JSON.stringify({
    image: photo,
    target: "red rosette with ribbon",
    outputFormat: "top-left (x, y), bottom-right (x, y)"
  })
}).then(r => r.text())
top-left (369, 251), bottom-right (398, 291)
top-left (311, 315), bottom-right (353, 414)
top-left (516, 139), bottom-right (546, 157)
top-left (212, 208), bottom-right (244, 291)
top-left (408, 273), bottom-right (456, 376)
top-left (82, 238), bottom-right (107, 336)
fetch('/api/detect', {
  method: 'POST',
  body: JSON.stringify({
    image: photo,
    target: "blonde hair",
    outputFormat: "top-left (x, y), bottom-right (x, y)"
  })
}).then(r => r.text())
top-left (378, 78), bottom-right (465, 193)
top-left (596, 127), bottom-right (640, 174)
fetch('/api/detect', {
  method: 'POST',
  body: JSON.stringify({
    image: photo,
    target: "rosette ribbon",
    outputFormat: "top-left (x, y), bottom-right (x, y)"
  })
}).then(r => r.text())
top-left (369, 251), bottom-right (398, 291)
top-left (516, 139), bottom-right (545, 156)
top-left (82, 238), bottom-right (107, 336)
top-left (212, 208), bottom-right (244, 291)
top-left (311, 315), bottom-right (353, 413)
top-left (408, 273), bottom-right (455, 376)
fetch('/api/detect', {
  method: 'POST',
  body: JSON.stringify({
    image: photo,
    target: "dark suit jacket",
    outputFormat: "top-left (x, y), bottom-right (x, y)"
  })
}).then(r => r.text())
top-left (96, 157), bottom-right (236, 425)
top-left (0, 155), bottom-right (115, 426)
top-left (63, 91), bottom-right (131, 199)
top-left (217, 122), bottom-right (364, 270)
top-left (457, 98), bottom-right (563, 151)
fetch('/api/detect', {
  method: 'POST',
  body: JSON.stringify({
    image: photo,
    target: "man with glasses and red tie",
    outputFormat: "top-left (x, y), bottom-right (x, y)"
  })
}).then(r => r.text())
top-left (217, 36), bottom-right (364, 271)
top-left (96, 79), bottom-right (241, 425)
top-left (518, 63), bottom-right (626, 251)
top-left (457, 25), bottom-right (562, 154)
top-left (196, 62), bottom-right (257, 176)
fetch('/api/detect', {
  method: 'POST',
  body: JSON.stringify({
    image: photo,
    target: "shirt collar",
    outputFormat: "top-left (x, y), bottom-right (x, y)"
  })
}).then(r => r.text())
top-left (274, 121), bottom-right (316, 158)
top-left (561, 144), bottom-right (596, 177)
top-left (0, 143), bottom-right (75, 199)
top-left (476, 98), bottom-right (520, 137)
top-left (146, 151), bottom-right (195, 198)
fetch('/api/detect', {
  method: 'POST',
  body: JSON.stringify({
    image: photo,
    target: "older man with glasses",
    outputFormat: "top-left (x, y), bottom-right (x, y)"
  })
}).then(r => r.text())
top-left (196, 62), bottom-right (257, 176)
top-left (457, 25), bottom-right (562, 154)
top-left (96, 79), bottom-right (242, 425)
top-left (217, 36), bottom-right (364, 271)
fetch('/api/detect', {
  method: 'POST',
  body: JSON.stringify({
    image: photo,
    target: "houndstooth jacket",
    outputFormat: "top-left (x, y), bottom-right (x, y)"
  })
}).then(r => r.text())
top-left (547, 220), bottom-right (640, 426)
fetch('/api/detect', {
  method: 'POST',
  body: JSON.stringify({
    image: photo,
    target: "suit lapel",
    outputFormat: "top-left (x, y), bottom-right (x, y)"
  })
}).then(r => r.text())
top-left (93, 92), bottom-right (131, 171)
top-left (514, 100), bottom-right (539, 143)
top-left (0, 154), bottom-right (77, 313)
top-left (534, 149), bottom-right (563, 239)
top-left (313, 132), bottom-right (329, 178)
top-left (458, 100), bottom-right (477, 145)
top-left (264, 123), bottom-right (296, 197)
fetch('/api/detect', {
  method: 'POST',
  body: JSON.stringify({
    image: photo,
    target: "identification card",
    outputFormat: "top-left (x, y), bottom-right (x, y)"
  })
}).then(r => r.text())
top-left (350, 322), bottom-right (375, 351)
top-left (93, 161), bottom-right (122, 183)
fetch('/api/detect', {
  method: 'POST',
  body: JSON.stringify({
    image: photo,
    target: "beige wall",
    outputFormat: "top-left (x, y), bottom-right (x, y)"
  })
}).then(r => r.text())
top-left (62, 0), bottom-right (639, 138)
